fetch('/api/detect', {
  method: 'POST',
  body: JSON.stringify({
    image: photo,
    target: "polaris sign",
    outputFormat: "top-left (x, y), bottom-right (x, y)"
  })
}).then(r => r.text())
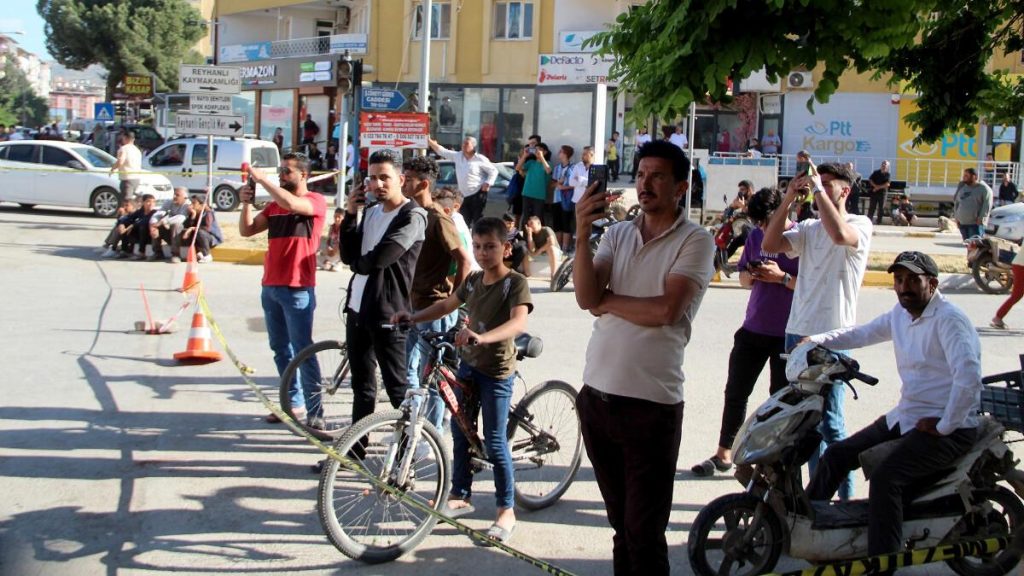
top-left (536, 54), bottom-right (615, 86)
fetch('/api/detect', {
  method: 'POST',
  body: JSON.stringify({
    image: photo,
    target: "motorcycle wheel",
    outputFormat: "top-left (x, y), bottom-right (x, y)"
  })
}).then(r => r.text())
top-left (688, 493), bottom-right (783, 576)
top-left (550, 257), bottom-right (574, 292)
top-left (946, 486), bottom-right (1024, 576)
top-left (972, 256), bottom-right (1013, 295)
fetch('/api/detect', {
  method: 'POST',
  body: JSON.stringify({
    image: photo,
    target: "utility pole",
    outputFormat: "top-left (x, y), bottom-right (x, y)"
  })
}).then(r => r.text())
top-left (418, 0), bottom-right (431, 116)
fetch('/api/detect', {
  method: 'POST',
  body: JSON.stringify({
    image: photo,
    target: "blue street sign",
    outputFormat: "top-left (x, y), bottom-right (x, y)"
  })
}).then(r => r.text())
top-left (361, 88), bottom-right (407, 111)
top-left (94, 103), bottom-right (115, 122)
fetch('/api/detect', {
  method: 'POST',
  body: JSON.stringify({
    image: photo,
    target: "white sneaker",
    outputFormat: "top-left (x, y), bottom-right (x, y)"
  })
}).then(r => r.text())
top-left (414, 440), bottom-right (432, 460)
top-left (198, 253), bottom-right (213, 264)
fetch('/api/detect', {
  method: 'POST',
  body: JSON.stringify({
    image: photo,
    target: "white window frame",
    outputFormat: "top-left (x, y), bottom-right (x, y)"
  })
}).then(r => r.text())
top-left (412, 2), bottom-right (452, 40)
top-left (494, 2), bottom-right (534, 40)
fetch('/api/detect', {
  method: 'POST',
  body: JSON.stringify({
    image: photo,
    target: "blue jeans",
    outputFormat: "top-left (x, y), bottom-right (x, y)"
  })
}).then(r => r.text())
top-left (262, 286), bottom-right (321, 417)
top-left (958, 223), bottom-right (984, 241)
top-left (786, 333), bottom-right (852, 501)
top-left (405, 308), bottom-right (459, 431)
top-left (451, 363), bottom-right (515, 509)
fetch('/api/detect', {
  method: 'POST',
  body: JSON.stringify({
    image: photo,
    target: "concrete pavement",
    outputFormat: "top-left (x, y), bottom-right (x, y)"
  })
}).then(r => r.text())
top-left (1, 204), bottom-right (1022, 576)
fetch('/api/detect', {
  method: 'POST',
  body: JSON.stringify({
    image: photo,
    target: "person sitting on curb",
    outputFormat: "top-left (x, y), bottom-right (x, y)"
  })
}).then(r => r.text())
top-left (101, 197), bottom-right (137, 258)
top-left (179, 195), bottom-right (222, 263)
top-left (523, 215), bottom-right (561, 281)
top-left (149, 187), bottom-right (191, 261)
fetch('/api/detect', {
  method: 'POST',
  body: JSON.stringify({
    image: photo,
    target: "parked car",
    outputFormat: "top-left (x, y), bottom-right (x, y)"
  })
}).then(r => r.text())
top-left (109, 124), bottom-right (164, 154)
top-left (0, 140), bottom-right (173, 217)
top-left (144, 137), bottom-right (280, 211)
top-left (436, 160), bottom-right (516, 199)
top-left (986, 202), bottom-right (1024, 243)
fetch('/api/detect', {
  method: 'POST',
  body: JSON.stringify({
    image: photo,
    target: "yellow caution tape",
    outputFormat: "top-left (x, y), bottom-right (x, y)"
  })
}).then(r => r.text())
top-left (0, 165), bottom-right (344, 178)
top-left (197, 294), bottom-right (578, 575)
top-left (768, 536), bottom-right (1018, 576)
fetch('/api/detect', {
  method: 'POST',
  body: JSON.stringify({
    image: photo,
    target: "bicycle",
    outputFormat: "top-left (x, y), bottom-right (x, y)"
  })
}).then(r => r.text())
top-left (317, 325), bottom-right (583, 563)
top-left (278, 288), bottom-right (383, 441)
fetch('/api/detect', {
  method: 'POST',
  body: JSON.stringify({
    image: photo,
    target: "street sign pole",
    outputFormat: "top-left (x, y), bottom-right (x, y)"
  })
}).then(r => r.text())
top-left (338, 93), bottom-right (348, 202)
top-left (208, 134), bottom-right (214, 200)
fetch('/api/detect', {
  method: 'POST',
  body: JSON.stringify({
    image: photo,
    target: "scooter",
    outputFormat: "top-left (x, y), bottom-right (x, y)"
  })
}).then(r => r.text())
top-left (966, 234), bottom-right (1018, 295)
top-left (549, 201), bottom-right (638, 292)
top-left (710, 207), bottom-right (752, 278)
top-left (688, 342), bottom-right (1024, 576)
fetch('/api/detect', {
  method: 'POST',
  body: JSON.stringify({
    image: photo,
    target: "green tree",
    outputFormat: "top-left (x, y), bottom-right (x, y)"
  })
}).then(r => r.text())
top-left (0, 60), bottom-right (49, 126)
top-left (590, 1), bottom-right (1023, 142)
top-left (38, 0), bottom-right (207, 98)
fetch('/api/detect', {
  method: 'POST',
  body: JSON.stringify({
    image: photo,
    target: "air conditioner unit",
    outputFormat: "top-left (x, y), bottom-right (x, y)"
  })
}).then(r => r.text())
top-left (787, 71), bottom-right (813, 90)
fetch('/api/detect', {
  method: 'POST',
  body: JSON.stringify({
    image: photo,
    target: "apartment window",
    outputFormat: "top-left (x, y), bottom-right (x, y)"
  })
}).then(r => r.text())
top-left (494, 2), bottom-right (533, 40)
top-left (413, 3), bottom-right (451, 39)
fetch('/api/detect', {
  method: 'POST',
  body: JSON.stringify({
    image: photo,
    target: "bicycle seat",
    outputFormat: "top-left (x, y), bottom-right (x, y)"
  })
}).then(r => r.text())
top-left (515, 334), bottom-right (543, 360)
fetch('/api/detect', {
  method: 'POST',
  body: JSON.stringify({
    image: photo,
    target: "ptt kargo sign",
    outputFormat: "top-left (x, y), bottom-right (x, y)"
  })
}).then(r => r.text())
top-left (359, 112), bottom-right (429, 150)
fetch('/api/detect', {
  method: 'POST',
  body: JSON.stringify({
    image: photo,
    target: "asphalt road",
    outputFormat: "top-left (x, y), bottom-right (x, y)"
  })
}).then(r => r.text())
top-left (1, 204), bottom-right (1022, 576)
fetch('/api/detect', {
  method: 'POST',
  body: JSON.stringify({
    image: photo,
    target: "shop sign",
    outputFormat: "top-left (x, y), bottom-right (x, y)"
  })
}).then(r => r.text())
top-left (360, 112), bottom-right (429, 149)
top-left (299, 61), bottom-right (333, 83)
top-left (115, 74), bottom-right (153, 100)
top-left (537, 54), bottom-right (615, 86)
top-left (329, 34), bottom-right (368, 55)
top-left (558, 31), bottom-right (602, 53)
top-left (240, 64), bottom-right (278, 86)
top-left (897, 97), bottom-right (977, 160)
top-left (218, 42), bottom-right (272, 64)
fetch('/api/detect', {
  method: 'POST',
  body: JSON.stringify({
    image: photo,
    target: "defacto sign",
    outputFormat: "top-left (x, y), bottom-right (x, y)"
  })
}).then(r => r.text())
top-left (360, 112), bottom-right (429, 150)
top-left (536, 54), bottom-right (615, 86)
top-left (179, 65), bottom-right (242, 95)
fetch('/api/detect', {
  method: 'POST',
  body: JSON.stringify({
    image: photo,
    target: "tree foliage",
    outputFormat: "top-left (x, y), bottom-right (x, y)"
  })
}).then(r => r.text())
top-left (590, 0), bottom-right (1024, 142)
top-left (37, 0), bottom-right (207, 98)
top-left (0, 60), bottom-right (49, 127)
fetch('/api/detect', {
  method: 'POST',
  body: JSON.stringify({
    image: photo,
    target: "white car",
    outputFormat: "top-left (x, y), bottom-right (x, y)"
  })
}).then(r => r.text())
top-left (144, 137), bottom-right (280, 211)
top-left (0, 140), bottom-right (173, 217)
top-left (986, 202), bottom-right (1024, 243)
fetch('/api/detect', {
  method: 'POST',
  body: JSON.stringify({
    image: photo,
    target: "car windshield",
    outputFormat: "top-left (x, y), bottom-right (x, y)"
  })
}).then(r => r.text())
top-left (70, 145), bottom-right (115, 168)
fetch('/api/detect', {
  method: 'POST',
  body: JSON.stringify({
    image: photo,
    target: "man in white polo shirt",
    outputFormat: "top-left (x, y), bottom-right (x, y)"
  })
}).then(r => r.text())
top-left (573, 139), bottom-right (714, 575)
top-left (804, 251), bottom-right (982, 559)
top-left (428, 135), bottom-right (499, 225)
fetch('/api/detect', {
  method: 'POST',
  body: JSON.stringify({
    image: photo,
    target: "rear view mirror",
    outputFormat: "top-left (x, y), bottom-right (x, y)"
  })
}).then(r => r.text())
top-left (67, 160), bottom-right (86, 170)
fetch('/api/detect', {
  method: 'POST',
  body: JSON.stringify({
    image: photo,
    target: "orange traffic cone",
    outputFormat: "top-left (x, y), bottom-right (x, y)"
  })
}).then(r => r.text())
top-left (179, 245), bottom-right (200, 293)
top-left (173, 305), bottom-right (222, 363)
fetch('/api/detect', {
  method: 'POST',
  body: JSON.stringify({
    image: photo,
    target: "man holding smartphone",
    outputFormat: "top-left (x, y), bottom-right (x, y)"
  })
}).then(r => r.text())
top-left (238, 153), bottom-right (328, 428)
top-left (762, 162), bottom-right (872, 502)
top-left (573, 140), bottom-right (714, 574)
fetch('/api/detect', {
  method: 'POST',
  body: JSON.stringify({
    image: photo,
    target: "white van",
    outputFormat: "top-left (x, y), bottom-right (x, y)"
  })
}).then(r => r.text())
top-left (144, 137), bottom-right (280, 211)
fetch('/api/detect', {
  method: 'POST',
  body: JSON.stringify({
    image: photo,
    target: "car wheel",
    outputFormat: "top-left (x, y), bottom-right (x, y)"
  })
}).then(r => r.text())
top-left (18, 203), bottom-right (36, 210)
top-left (213, 185), bottom-right (239, 212)
top-left (91, 187), bottom-right (121, 217)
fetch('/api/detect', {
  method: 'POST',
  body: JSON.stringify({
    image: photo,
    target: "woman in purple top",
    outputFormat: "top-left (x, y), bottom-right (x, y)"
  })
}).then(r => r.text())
top-left (692, 187), bottom-right (799, 476)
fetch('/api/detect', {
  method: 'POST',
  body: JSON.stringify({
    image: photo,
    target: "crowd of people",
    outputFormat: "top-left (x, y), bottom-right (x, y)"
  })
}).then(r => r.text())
top-left (98, 186), bottom-right (222, 262)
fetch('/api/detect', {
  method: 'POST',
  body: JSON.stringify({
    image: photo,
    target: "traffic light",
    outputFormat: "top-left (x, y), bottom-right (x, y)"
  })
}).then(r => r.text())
top-left (338, 57), bottom-right (354, 95)
top-left (114, 101), bottom-right (127, 121)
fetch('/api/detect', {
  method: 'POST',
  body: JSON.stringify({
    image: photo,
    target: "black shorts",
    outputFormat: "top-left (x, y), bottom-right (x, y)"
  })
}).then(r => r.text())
top-left (551, 203), bottom-right (575, 233)
top-left (510, 194), bottom-right (524, 216)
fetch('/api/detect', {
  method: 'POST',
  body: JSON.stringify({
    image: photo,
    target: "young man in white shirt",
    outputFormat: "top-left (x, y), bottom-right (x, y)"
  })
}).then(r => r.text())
top-left (762, 162), bottom-right (872, 501)
top-left (668, 125), bottom-right (688, 151)
top-left (428, 135), bottom-right (499, 225)
top-left (630, 128), bottom-right (652, 183)
top-left (109, 130), bottom-right (143, 200)
top-left (804, 251), bottom-right (982, 559)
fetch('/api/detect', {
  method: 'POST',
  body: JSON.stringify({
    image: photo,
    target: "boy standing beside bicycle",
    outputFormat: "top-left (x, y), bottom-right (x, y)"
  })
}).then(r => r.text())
top-left (393, 216), bottom-right (533, 546)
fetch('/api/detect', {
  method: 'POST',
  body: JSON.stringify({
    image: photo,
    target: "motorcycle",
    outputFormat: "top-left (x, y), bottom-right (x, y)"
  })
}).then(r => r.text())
top-left (966, 234), bottom-right (1018, 295)
top-left (688, 342), bottom-right (1024, 576)
top-left (710, 209), bottom-right (753, 278)
top-left (549, 200), bottom-right (638, 293)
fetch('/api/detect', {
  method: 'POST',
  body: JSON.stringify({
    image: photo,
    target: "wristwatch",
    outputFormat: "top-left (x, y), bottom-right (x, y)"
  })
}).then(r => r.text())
top-left (781, 273), bottom-right (792, 287)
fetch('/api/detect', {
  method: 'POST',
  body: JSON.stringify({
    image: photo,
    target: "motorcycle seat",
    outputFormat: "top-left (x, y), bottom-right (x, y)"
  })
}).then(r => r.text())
top-left (515, 334), bottom-right (543, 361)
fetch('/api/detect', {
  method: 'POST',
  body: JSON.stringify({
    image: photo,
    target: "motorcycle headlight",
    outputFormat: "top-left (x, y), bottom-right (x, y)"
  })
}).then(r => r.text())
top-left (733, 412), bottom-right (797, 466)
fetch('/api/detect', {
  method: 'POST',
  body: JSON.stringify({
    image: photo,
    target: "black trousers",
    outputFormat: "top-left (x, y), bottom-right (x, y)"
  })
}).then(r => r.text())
top-left (867, 192), bottom-right (886, 224)
top-left (579, 385), bottom-right (684, 576)
top-left (459, 190), bottom-right (487, 225)
top-left (345, 312), bottom-right (409, 424)
top-left (806, 416), bottom-right (977, 555)
top-left (609, 158), bottom-right (620, 181)
top-left (718, 327), bottom-right (788, 448)
top-left (522, 196), bottom-right (546, 228)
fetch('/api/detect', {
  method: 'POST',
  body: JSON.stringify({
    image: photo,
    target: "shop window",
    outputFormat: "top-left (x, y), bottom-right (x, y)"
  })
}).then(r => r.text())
top-left (494, 2), bottom-right (534, 40)
top-left (260, 90), bottom-right (296, 152)
top-left (502, 88), bottom-right (534, 161)
top-left (413, 3), bottom-right (451, 39)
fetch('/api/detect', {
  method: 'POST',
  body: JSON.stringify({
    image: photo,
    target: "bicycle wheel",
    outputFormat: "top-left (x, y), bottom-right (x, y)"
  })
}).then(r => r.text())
top-left (550, 257), bottom-right (574, 292)
top-left (506, 380), bottom-right (583, 510)
top-left (318, 409), bottom-right (451, 564)
top-left (279, 340), bottom-right (381, 441)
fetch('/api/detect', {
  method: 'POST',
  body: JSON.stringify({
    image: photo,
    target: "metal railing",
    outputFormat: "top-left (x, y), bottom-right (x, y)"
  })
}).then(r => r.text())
top-left (219, 33), bottom-right (366, 63)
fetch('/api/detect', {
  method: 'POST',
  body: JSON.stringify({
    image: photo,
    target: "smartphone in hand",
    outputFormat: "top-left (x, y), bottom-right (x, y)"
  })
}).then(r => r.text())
top-left (587, 164), bottom-right (609, 216)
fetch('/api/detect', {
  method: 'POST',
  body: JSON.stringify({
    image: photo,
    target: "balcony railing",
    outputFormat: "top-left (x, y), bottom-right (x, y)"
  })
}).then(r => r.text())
top-left (219, 33), bottom-right (367, 63)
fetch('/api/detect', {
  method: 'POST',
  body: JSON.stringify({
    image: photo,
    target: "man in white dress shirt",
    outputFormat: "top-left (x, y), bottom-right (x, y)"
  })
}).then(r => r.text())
top-left (428, 135), bottom-right (499, 225)
top-left (668, 125), bottom-right (688, 152)
top-left (804, 250), bottom-right (982, 558)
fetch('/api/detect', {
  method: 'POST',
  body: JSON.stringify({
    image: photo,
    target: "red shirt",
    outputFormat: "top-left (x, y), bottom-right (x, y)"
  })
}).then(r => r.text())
top-left (260, 192), bottom-right (326, 287)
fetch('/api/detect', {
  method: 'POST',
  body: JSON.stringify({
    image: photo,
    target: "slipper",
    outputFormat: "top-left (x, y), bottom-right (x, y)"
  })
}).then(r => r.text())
top-left (691, 455), bottom-right (733, 477)
top-left (440, 502), bottom-right (476, 519)
top-left (475, 522), bottom-right (515, 546)
top-left (265, 410), bottom-right (304, 424)
top-left (991, 318), bottom-right (1008, 330)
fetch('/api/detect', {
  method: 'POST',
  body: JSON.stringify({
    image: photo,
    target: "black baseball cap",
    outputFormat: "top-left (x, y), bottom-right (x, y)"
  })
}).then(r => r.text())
top-left (887, 251), bottom-right (939, 277)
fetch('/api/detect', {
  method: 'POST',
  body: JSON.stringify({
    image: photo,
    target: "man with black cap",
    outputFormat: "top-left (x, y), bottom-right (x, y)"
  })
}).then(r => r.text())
top-left (802, 251), bottom-right (983, 559)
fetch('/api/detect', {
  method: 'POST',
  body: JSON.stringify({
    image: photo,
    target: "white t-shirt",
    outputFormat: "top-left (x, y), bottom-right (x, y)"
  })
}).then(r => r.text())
top-left (569, 162), bottom-right (591, 203)
top-left (669, 132), bottom-right (688, 151)
top-left (348, 201), bottom-right (407, 313)
top-left (783, 215), bottom-right (872, 336)
top-left (118, 143), bottom-right (143, 181)
top-left (451, 211), bottom-right (481, 271)
top-left (635, 133), bottom-right (652, 149)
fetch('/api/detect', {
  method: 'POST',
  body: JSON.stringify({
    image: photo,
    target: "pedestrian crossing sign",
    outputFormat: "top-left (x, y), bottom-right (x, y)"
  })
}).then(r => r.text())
top-left (94, 103), bottom-right (115, 122)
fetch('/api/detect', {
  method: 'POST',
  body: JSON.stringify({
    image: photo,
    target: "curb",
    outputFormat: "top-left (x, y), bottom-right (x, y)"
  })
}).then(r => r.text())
top-left (872, 229), bottom-right (959, 239)
top-left (211, 247), bottom-right (265, 265)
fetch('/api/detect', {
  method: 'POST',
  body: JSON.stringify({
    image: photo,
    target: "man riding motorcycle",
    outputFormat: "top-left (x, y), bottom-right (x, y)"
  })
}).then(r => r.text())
top-left (803, 251), bottom-right (983, 559)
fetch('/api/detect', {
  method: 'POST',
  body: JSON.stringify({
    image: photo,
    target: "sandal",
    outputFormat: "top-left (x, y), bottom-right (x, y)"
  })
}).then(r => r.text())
top-left (691, 455), bottom-right (733, 477)
top-left (991, 318), bottom-right (1008, 330)
top-left (440, 501), bottom-right (475, 519)
top-left (475, 522), bottom-right (515, 546)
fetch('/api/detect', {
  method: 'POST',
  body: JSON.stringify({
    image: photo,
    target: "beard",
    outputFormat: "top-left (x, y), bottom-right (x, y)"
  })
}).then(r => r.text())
top-left (281, 180), bottom-right (297, 192)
